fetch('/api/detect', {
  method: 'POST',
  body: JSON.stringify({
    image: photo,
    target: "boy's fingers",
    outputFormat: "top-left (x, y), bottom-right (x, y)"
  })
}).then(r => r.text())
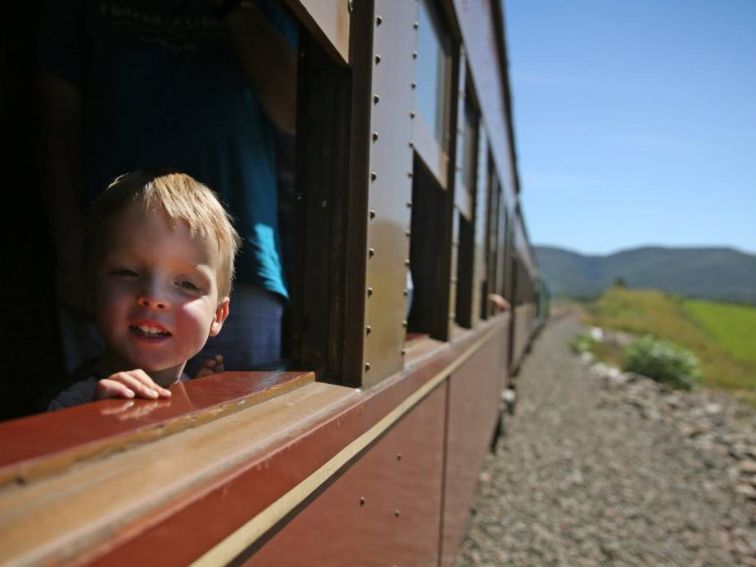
top-left (96, 379), bottom-right (136, 400)
top-left (128, 369), bottom-right (172, 396)
top-left (108, 371), bottom-right (171, 399)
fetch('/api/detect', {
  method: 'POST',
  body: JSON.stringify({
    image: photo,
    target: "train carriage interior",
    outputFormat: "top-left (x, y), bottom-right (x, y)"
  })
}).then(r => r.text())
top-left (0, 0), bottom-right (548, 564)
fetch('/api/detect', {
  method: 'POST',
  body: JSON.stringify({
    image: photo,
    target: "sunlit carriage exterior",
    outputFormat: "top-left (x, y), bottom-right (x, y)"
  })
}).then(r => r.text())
top-left (0, 0), bottom-right (546, 564)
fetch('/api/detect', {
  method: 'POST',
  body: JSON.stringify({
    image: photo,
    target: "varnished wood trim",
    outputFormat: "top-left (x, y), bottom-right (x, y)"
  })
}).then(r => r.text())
top-left (191, 319), bottom-right (503, 566)
top-left (0, 381), bottom-right (358, 567)
top-left (0, 372), bottom-right (314, 487)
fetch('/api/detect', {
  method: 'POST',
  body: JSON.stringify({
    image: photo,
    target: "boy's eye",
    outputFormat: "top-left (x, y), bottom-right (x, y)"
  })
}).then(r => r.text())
top-left (177, 280), bottom-right (202, 292)
top-left (110, 268), bottom-right (138, 277)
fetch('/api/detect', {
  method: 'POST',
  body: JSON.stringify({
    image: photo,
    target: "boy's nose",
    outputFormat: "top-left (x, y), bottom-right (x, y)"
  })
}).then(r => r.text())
top-left (137, 295), bottom-right (168, 310)
top-left (136, 285), bottom-right (169, 310)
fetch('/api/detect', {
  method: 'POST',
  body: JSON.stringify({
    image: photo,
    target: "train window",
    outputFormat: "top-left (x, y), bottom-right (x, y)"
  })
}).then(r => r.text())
top-left (407, 2), bottom-right (460, 343)
top-left (497, 207), bottom-right (510, 301)
top-left (1, 0), bottom-right (353, 419)
top-left (480, 162), bottom-right (501, 319)
top-left (454, 95), bottom-right (479, 328)
top-left (408, 154), bottom-right (451, 340)
top-left (412, 0), bottom-right (452, 188)
top-left (416, 0), bottom-right (451, 148)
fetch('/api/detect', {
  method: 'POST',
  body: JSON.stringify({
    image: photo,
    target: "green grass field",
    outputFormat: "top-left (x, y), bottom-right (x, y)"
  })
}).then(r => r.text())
top-left (683, 300), bottom-right (756, 364)
top-left (584, 288), bottom-right (756, 404)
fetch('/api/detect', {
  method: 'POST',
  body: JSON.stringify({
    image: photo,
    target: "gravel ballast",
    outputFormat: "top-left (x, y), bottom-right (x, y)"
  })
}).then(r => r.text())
top-left (455, 314), bottom-right (756, 566)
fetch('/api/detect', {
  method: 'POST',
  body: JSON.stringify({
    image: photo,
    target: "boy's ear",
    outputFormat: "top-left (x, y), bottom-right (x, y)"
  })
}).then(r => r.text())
top-left (209, 297), bottom-right (230, 337)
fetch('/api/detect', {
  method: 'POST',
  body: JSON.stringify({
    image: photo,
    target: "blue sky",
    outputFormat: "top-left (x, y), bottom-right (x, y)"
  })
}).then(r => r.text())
top-left (503, 1), bottom-right (756, 255)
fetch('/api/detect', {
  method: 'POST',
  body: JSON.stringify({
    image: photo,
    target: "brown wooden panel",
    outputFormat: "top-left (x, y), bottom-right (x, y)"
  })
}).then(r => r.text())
top-left (0, 371), bottom-right (313, 486)
top-left (362, 0), bottom-right (418, 386)
top-left (246, 383), bottom-right (447, 567)
top-left (0, 315), bottom-right (505, 567)
top-left (290, 30), bottom-right (353, 379)
top-left (497, 312), bottom-right (511, 390)
top-left (512, 303), bottom-right (531, 370)
top-left (441, 325), bottom-right (504, 566)
top-left (0, 382), bottom-right (358, 567)
top-left (282, 0), bottom-right (350, 64)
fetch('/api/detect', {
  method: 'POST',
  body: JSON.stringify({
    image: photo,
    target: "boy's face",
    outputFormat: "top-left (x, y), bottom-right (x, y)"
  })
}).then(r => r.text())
top-left (93, 203), bottom-right (229, 384)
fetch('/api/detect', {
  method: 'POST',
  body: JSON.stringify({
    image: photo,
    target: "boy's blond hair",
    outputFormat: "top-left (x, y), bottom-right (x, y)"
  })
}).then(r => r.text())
top-left (88, 170), bottom-right (241, 299)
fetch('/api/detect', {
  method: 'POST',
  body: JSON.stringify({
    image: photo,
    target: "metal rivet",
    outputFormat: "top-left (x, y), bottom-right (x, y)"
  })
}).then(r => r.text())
top-left (397, 453), bottom-right (402, 461)
top-left (372, 131), bottom-right (379, 142)
top-left (394, 510), bottom-right (401, 517)
top-left (373, 94), bottom-right (380, 104)
top-left (375, 54), bottom-right (381, 64)
top-left (368, 248), bottom-right (375, 258)
top-left (404, 259), bottom-right (410, 266)
top-left (407, 171), bottom-right (413, 178)
top-left (402, 320), bottom-right (407, 328)
top-left (376, 16), bottom-right (383, 26)
top-left (410, 82), bottom-right (416, 89)
top-left (367, 287), bottom-right (374, 296)
top-left (405, 229), bottom-right (411, 237)
top-left (413, 21), bottom-right (418, 29)
top-left (406, 201), bottom-right (412, 208)
top-left (412, 51), bottom-right (417, 59)
top-left (366, 325), bottom-right (372, 335)
top-left (403, 289), bottom-right (409, 296)
top-left (365, 362), bottom-right (371, 371)
top-left (360, 496), bottom-right (366, 506)
top-left (400, 348), bottom-right (406, 356)
top-left (409, 111), bottom-right (415, 119)
top-left (408, 142), bottom-right (414, 148)
top-left (370, 172), bottom-right (377, 182)
top-left (369, 209), bottom-right (376, 219)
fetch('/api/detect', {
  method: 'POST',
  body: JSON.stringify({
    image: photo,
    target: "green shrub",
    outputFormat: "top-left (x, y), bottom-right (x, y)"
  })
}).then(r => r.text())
top-left (623, 335), bottom-right (702, 390)
top-left (570, 334), bottom-right (595, 354)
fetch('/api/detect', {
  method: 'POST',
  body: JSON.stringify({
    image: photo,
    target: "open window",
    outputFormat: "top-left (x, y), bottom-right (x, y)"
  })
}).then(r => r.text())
top-left (454, 86), bottom-right (480, 329)
top-left (407, 0), bottom-right (457, 342)
top-left (0, 0), bottom-right (363, 419)
top-left (413, 0), bottom-right (453, 185)
top-left (480, 161), bottom-right (501, 319)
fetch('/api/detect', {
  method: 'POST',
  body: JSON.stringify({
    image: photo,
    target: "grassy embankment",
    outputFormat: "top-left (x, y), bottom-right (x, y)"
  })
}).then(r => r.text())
top-left (583, 287), bottom-right (756, 404)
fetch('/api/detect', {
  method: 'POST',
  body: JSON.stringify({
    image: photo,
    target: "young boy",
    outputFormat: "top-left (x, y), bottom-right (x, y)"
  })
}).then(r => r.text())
top-left (49, 170), bottom-right (240, 410)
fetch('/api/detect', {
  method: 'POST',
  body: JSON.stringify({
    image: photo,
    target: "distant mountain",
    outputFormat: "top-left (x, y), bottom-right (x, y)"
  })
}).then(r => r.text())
top-left (534, 245), bottom-right (756, 304)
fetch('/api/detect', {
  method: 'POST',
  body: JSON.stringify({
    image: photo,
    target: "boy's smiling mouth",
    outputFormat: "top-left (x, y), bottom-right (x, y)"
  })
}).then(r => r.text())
top-left (129, 323), bottom-right (172, 338)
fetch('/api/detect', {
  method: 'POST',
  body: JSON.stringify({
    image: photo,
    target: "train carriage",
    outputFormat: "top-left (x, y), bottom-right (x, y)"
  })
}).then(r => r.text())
top-left (0, 0), bottom-right (546, 564)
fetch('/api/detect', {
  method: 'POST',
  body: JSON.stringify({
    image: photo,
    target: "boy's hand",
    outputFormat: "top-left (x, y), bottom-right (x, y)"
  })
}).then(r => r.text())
top-left (488, 293), bottom-right (511, 313)
top-left (195, 354), bottom-right (224, 378)
top-left (96, 369), bottom-right (172, 400)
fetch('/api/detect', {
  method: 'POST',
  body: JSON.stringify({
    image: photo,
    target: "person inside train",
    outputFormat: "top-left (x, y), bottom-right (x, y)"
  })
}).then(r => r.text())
top-left (48, 170), bottom-right (241, 410)
top-left (35, 0), bottom-right (297, 386)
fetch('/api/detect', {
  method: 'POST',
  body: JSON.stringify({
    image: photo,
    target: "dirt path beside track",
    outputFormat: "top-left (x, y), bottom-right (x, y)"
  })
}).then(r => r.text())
top-left (455, 314), bottom-right (755, 567)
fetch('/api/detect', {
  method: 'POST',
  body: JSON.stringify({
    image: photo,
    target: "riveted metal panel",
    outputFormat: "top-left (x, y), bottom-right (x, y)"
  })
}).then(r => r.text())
top-left (362, 0), bottom-right (418, 387)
